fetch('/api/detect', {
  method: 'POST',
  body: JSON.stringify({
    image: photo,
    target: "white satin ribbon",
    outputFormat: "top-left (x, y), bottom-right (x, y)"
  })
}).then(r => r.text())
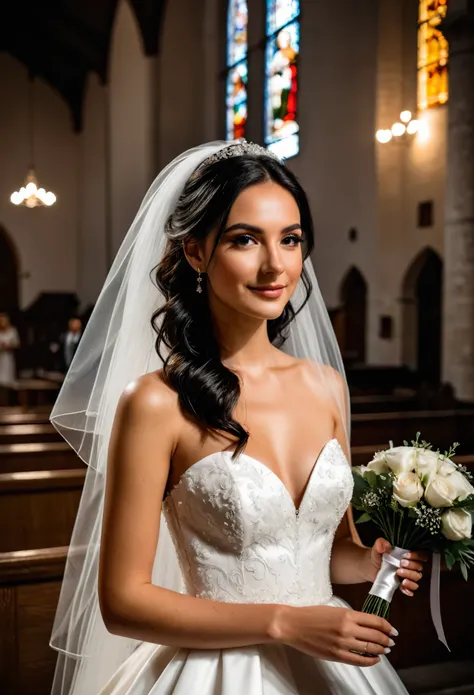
top-left (430, 552), bottom-right (451, 651)
top-left (369, 546), bottom-right (450, 651)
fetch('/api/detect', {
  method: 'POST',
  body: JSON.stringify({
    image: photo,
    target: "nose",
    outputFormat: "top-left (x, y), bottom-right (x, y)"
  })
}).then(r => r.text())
top-left (260, 242), bottom-right (285, 276)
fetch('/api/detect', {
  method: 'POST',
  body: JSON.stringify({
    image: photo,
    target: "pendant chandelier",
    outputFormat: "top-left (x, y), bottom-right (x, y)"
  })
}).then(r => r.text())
top-left (10, 78), bottom-right (56, 208)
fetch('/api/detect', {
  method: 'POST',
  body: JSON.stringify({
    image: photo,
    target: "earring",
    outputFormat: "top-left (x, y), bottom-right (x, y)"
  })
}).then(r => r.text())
top-left (196, 268), bottom-right (203, 293)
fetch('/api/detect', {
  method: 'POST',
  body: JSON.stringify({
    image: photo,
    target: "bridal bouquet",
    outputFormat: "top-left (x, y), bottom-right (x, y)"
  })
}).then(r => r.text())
top-left (351, 433), bottom-right (474, 628)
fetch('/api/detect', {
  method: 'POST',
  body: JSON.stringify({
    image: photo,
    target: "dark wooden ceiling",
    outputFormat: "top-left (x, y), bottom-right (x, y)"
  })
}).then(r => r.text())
top-left (0, 1), bottom-right (166, 131)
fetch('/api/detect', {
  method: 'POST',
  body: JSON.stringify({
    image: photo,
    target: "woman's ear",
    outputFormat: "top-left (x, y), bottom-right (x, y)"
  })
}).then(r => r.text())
top-left (182, 240), bottom-right (205, 273)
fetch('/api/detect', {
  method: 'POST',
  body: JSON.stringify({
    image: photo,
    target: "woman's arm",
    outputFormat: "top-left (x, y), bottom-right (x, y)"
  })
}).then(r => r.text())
top-left (98, 374), bottom-right (281, 649)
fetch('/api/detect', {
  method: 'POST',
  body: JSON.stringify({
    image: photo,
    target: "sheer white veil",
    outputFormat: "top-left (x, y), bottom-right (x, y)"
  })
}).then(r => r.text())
top-left (49, 140), bottom-right (352, 695)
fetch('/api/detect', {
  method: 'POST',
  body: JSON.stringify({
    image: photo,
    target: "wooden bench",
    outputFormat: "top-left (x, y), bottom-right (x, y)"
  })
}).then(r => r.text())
top-left (0, 409), bottom-right (51, 427)
top-left (0, 423), bottom-right (61, 445)
top-left (351, 409), bottom-right (474, 452)
top-left (0, 469), bottom-right (85, 552)
top-left (350, 393), bottom-right (417, 414)
top-left (11, 379), bottom-right (60, 409)
top-left (0, 442), bottom-right (82, 473)
top-left (0, 547), bottom-right (66, 695)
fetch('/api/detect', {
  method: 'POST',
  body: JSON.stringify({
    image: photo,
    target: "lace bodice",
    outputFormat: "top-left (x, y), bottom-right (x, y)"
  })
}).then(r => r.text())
top-left (163, 439), bottom-right (353, 606)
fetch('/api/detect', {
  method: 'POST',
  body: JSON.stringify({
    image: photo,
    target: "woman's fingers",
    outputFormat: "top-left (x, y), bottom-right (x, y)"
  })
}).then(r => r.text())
top-left (355, 627), bottom-right (395, 650)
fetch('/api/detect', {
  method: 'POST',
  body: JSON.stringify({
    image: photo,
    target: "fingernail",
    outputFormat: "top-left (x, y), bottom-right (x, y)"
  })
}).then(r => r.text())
top-left (401, 559), bottom-right (409, 567)
top-left (402, 553), bottom-right (411, 559)
top-left (384, 647), bottom-right (391, 654)
top-left (388, 638), bottom-right (395, 647)
top-left (390, 627), bottom-right (399, 637)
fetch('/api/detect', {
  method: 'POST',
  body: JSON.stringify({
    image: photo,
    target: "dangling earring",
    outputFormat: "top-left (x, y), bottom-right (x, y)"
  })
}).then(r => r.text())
top-left (196, 268), bottom-right (203, 293)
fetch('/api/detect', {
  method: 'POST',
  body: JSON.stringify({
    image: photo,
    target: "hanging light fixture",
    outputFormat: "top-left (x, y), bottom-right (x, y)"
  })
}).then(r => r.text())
top-left (376, 110), bottom-right (420, 144)
top-left (10, 78), bottom-right (56, 208)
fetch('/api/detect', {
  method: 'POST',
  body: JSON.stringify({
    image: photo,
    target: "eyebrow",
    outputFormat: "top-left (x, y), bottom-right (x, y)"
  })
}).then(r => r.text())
top-left (223, 222), bottom-right (302, 235)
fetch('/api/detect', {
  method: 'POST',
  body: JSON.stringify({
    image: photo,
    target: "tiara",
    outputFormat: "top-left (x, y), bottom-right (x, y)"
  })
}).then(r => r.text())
top-left (203, 139), bottom-right (281, 166)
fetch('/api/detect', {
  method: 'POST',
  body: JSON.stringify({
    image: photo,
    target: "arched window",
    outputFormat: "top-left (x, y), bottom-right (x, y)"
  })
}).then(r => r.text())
top-left (265, 0), bottom-right (300, 159)
top-left (226, 0), bottom-right (248, 140)
top-left (417, 0), bottom-right (448, 110)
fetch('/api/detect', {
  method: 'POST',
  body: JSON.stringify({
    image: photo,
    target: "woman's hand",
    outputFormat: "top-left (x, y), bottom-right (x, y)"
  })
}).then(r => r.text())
top-left (367, 538), bottom-right (429, 596)
top-left (273, 604), bottom-right (397, 667)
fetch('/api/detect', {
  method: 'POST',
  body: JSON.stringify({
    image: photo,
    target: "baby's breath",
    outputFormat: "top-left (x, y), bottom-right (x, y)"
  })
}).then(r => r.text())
top-left (361, 490), bottom-right (381, 508)
top-left (413, 503), bottom-right (442, 535)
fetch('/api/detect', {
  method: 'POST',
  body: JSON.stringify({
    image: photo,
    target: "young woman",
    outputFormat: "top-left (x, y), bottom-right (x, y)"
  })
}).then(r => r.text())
top-left (49, 141), bottom-right (427, 695)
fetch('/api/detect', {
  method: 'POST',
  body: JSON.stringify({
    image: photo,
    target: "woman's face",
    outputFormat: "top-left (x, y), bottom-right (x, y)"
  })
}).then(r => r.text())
top-left (202, 180), bottom-right (305, 321)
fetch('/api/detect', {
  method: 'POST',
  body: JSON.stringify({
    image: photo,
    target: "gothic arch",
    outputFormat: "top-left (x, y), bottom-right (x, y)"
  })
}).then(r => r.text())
top-left (0, 225), bottom-right (20, 316)
top-left (401, 248), bottom-right (443, 383)
top-left (338, 266), bottom-right (368, 365)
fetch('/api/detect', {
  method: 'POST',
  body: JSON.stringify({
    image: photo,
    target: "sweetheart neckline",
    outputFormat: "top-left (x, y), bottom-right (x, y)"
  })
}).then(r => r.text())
top-left (164, 438), bottom-right (348, 515)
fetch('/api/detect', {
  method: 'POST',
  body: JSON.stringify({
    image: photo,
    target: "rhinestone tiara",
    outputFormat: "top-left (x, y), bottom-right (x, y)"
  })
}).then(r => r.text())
top-left (203, 139), bottom-right (281, 167)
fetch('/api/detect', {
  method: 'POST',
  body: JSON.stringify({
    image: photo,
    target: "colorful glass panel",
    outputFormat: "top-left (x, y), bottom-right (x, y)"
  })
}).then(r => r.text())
top-left (226, 61), bottom-right (248, 141)
top-left (266, 0), bottom-right (300, 36)
top-left (417, 0), bottom-right (448, 109)
top-left (265, 18), bottom-right (300, 159)
top-left (227, 0), bottom-right (248, 66)
top-left (226, 0), bottom-right (248, 140)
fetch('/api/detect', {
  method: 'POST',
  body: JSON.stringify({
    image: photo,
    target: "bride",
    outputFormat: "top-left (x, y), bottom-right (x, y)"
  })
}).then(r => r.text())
top-left (49, 141), bottom-right (427, 695)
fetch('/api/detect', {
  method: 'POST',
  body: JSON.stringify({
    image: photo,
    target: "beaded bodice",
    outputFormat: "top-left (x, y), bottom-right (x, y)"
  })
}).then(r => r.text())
top-left (163, 439), bottom-right (353, 606)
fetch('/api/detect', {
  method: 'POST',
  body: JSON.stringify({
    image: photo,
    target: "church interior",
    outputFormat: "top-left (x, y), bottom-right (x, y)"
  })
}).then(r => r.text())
top-left (1, 0), bottom-right (474, 693)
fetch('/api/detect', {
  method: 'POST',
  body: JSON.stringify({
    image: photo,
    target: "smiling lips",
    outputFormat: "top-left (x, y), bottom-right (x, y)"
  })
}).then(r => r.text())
top-left (248, 284), bottom-right (286, 298)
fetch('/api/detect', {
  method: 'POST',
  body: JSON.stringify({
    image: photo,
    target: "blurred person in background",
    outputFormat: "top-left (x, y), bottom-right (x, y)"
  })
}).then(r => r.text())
top-left (50, 317), bottom-right (83, 374)
top-left (0, 312), bottom-right (20, 404)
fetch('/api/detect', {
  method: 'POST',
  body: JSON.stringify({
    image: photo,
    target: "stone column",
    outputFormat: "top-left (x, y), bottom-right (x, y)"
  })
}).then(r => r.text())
top-left (442, 1), bottom-right (474, 401)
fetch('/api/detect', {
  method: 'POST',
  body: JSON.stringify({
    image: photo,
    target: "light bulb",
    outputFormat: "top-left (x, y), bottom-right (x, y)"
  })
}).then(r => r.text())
top-left (392, 122), bottom-right (406, 137)
top-left (406, 119), bottom-right (420, 134)
top-left (376, 129), bottom-right (393, 143)
top-left (400, 110), bottom-right (412, 123)
top-left (10, 192), bottom-right (21, 205)
top-left (26, 181), bottom-right (37, 196)
top-left (44, 191), bottom-right (56, 206)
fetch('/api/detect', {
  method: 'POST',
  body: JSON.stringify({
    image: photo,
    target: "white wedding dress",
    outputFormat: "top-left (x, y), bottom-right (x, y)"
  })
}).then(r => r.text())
top-left (99, 439), bottom-right (409, 695)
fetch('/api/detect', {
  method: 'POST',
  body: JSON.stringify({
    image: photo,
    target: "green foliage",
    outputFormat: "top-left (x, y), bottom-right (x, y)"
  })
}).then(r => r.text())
top-left (355, 512), bottom-right (372, 524)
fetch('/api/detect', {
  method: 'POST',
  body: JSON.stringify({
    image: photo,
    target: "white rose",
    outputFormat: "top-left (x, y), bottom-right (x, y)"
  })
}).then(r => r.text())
top-left (366, 452), bottom-right (389, 474)
top-left (436, 457), bottom-right (458, 477)
top-left (393, 471), bottom-right (424, 508)
top-left (425, 474), bottom-right (457, 508)
top-left (415, 449), bottom-right (442, 485)
top-left (441, 508), bottom-right (473, 541)
top-left (384, 446), bottom-right (418, 475)
top-left (445, 470), bottom-right (474, 502)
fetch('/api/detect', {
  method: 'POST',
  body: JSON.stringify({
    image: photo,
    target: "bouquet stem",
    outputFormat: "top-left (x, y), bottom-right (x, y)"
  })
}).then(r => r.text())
top-left (362, 593), bottom-right (391, 618)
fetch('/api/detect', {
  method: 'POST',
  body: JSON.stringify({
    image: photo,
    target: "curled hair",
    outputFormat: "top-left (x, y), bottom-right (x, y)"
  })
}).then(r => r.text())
top-left (152, 153), bottom-right (315, 457)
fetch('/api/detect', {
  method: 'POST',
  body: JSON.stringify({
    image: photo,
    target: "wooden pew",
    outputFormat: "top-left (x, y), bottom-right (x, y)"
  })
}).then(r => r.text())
top-left (0, 469), bottom-right (85, 552)
top-left (351, 409), bottom-right (474, 451)
top-left (0, 547), bottom-right (65, 695)
top-left (0, 442), bottom-right (82, 473)
top-left (350, 393), bottom-right (417, 414)
top-left (0, 423), bottom-right (61, 445)
top-left (0, 410), bottom-right (51, 427)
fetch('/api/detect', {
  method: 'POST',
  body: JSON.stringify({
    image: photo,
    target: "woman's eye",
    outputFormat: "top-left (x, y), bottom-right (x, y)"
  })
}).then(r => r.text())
top-left (282, 234), bottom-right (304, 246)
top-left (231, 234), bottom-right (256, 247)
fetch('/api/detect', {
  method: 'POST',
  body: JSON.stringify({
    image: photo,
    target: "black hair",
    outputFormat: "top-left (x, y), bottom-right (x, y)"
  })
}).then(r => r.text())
top-left (151, 153), bottom-right (314, 457)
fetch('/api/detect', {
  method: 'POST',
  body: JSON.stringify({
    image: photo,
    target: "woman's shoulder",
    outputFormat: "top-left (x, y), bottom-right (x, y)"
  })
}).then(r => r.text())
top-left (118, 370), bottom-right (180, 424)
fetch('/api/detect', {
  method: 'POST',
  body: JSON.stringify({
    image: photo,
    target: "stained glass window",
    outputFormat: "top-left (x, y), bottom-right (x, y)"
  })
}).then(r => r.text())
top-left (226, 0), bottom-right (248, 141)
top-left (417, 0), bottom-right (449, 110)
top-left (265, 0), bottom-right (300, 159)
